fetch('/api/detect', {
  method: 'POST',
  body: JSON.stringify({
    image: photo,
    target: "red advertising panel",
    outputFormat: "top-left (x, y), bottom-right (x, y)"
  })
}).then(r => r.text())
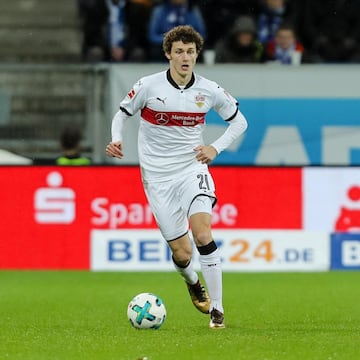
top-left (0, 166), bottom-right (144, 269)
top-left (0, 166), bottom-right (302, 269)
top-left (211, 167), bottom-right (302, 229)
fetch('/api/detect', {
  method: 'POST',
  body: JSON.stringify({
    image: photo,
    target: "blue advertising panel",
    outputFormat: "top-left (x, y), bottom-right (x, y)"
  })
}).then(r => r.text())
top-left (207, 98), bottom-right (360, 166)
top-left (331, 233), bottom-right (360, 270)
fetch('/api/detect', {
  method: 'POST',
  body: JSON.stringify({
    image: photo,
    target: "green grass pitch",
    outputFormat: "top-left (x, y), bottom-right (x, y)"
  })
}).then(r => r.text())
top-left (1, 271), bottom-right (360, 360)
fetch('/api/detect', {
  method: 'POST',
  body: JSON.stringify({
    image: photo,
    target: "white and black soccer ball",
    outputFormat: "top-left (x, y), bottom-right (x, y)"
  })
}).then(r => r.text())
top-left (127, 292), bottom-right (166, 329)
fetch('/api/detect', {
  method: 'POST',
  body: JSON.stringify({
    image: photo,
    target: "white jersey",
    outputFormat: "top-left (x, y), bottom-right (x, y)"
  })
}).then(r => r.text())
top-left (113, 69), bottom-right (247, 181)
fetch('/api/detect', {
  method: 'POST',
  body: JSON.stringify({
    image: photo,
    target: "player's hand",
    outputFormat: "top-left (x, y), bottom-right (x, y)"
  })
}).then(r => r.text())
top-left (106, 141), bottom-right (124, 159)
top-left (194, 145), bottom-right (218, 164)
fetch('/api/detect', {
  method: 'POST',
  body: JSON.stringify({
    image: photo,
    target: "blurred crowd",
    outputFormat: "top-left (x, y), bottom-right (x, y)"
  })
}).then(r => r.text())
top-left (78, 0), bottom-right (360, 65)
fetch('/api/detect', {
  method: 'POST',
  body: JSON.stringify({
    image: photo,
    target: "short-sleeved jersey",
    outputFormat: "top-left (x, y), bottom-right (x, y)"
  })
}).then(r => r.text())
top-left (119, 69), bottom-right (238, 181)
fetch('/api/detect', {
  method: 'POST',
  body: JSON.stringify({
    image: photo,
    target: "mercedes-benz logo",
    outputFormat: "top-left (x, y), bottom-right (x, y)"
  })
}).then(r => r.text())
top-left (155, 112), bottom-right (169, 125)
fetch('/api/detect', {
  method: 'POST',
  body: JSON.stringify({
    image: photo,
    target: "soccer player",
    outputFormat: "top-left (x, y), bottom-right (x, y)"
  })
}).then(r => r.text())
top-left (106, 25), bottom-right (248, 329)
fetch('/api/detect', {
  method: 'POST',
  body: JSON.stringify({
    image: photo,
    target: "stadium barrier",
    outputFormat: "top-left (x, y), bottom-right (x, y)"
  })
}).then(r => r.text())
top-left (1, 166), bottom-right (359, 271)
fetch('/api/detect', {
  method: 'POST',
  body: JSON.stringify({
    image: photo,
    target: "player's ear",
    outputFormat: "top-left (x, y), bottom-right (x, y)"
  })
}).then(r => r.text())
top-left (165, 52), bottom-right (171, 60)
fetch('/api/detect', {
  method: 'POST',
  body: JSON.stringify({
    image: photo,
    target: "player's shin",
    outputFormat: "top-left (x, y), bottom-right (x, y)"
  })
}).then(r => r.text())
top-left (172, 256), bottom-right (198, 285)
top-left (198, 241), bottom-right (224, 313)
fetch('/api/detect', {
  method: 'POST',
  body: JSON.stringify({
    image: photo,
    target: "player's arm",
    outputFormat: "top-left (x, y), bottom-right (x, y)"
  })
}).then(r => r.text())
top-left (194, 112), bottom-right (247, 164)
top-left (210, 110), bottom-right (248, 155)
top-left (106, 108), bottom-right (129, 159)
top-left (106, 78), bottom-right (146, 159)
top-left (204, 83), bottom-right (248, 158)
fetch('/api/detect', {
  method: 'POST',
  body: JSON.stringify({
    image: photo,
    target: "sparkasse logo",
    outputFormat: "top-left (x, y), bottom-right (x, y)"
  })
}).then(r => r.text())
top-left (34, 171), bottom-right (76, 224)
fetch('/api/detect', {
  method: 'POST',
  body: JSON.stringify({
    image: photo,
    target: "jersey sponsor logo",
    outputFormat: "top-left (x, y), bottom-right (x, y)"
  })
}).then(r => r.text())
top-left (141, 107), bottom-right (205, 126)
top-left (155, 112), bottom-right (169, 125)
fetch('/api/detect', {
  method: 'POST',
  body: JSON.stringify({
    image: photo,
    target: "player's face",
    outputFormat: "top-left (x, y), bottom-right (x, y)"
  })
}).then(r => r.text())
top-left (166, 41), bottom-right (198, 82)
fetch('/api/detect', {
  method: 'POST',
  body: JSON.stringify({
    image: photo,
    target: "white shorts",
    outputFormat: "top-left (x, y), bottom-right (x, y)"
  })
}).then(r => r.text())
top-left (143, 170), bottom-right (217, 241)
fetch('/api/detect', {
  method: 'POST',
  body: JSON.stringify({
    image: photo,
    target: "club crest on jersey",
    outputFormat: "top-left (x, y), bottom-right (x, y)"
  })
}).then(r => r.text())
top-left (195, 93), bottom-right (205, 108)
top-left (127, 89), bottom-right (136, 99)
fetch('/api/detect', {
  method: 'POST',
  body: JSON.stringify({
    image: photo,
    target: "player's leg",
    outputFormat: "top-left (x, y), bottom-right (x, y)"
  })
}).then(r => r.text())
top-left (177, 170), bottom-right (225, 327)
top-left (168, 232), bottom-right (197, 284)
top-left (143, 179), bottom-right (209, 313)
top-left (189, 197), bottom-right (225, 329)
top-left (167, 233), bottom-right (210, 314)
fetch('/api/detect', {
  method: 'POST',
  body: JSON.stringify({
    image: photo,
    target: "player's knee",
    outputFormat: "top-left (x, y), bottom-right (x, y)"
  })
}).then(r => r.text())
top-left (172, 248), bottom-right (192, 266)
top-left (193, 229), bottom-right (212, 247)
top-left (172, 254), bottom-right (192, 267)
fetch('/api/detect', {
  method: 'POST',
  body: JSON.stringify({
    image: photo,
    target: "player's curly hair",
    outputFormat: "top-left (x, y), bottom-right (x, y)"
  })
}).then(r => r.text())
top-left (163, 25), bottom-right (204, 55)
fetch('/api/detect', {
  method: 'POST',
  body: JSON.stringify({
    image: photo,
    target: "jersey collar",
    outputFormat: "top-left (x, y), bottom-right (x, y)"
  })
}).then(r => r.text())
top-left (166, 69), bottom-right (195, 90)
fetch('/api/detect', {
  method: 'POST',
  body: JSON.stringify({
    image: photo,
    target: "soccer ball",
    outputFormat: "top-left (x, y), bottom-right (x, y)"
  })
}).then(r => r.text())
top-left (127, 292), bottom-right (166, 329)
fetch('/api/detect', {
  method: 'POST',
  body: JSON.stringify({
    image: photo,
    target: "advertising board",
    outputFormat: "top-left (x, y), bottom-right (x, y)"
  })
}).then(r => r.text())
top-left (0, 166), bottom-right (300, 269)
top-left (331, 233), bottom-right (360, 270)
top-left (0, 166), bottom-right (358, 271)
top-left (91, 229), bottom-right (329, 272)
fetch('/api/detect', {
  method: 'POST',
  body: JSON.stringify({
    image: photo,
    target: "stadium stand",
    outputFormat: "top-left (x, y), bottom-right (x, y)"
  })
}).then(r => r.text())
top-left (0, 0), bottom-right (107, 163)
top-left (0, 65), bottom-right (106, 162)
top-left (0, 0), bottom-right (82, 63)
top-left (0, 0), bottom-right (359, 163)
